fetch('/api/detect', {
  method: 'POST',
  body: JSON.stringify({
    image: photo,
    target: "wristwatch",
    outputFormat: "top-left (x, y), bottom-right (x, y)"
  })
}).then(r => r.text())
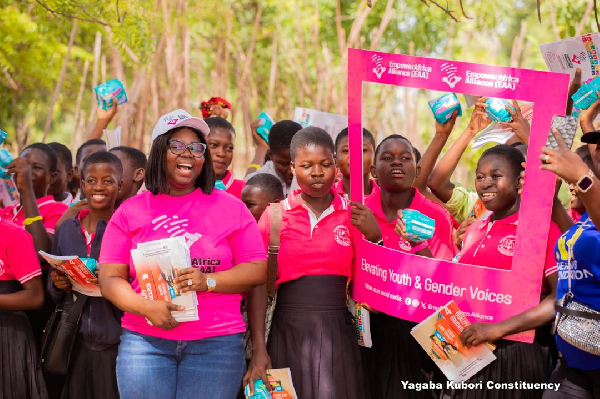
top-left (205, 274), bottom-right (217, 292)
top-left (575, 170), bottom-right (595, 193)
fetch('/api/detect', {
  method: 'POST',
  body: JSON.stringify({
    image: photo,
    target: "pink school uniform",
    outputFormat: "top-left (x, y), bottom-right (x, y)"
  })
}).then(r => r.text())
top-left (99, 188), bottom-right (266, 340)
top-left (222, 170), bottom-right (246, 199)
top-left (1, 195), bottom-right (68, 235)
top-left (258, 189), bottom-right (354, 286)
top-left (458, 212), bottom-right (561, 292)
top-left (0, 219), bottom-right (42, 284)
top-left (365, 187), bottom-right (458, 260)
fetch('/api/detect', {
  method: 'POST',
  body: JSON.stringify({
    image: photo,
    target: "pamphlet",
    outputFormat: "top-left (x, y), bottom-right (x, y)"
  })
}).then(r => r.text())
top-left (245, 368), bottom-right (298, 399)
top-left (540, 33), bottom-right (600, 81)
top-left (411, 300), bottom-right (496, 382)
top-left (39, 251), bottom-right (101, 297)
top-left (131, 236), bottom-right (198, 323)
top-left (0, 177), bottom-right (18, 207)
top-left (293, 107), bottom-right (348, 141)
top-left (348, 298), bottom-right (372, 348)
top-left (104, 126), bottom-right (122, 150)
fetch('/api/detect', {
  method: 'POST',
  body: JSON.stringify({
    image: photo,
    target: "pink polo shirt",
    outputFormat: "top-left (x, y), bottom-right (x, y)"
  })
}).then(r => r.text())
top-left (458, 212), bottom-right (560, 293)
top-left (258, 189), bottom-right (354, 286)
top-left (0, 219), bottom-right (42, 284)
top-left (365, 188), bottom-right (458, 261)
top-left (99, 188), bottom-right (266, 340)
top-left (0, 195), bottom-right (68, 235)
top-left (223, 170), bottom-right (246, 199)
top-left (334, 179), bottom-right (380, 200)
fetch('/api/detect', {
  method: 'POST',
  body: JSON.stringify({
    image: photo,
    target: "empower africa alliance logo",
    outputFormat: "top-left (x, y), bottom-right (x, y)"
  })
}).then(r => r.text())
top-left (441, 62), bottom-right (461, 88)
top-left (371, 54), bottom-right (386, 79)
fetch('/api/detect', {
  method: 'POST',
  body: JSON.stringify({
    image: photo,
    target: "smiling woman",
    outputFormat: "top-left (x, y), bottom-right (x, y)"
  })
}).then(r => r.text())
top-left (97, 110), bottom-right (267, 399)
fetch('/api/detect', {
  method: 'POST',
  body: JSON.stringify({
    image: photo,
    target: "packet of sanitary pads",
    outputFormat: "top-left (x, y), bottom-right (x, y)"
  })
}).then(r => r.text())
top-left (485, 98), bottom-right (515, 123)
top-left (428, 93), bottom-right (463, 124)
top-left (94, 79), bottom-right (128, 110)
top-left (402, 209), bottom-right (436, 242)
top-left (571, 76), bottom-right (600, 110)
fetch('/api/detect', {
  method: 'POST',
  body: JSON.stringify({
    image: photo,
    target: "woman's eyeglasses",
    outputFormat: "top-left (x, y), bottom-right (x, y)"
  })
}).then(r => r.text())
top-left (168, 139), bottom-right (206, 158)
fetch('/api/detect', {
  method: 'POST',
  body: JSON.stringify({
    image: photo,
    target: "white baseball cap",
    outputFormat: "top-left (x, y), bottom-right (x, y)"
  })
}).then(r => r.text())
top-left (151, 109), bottom-right (210, 143)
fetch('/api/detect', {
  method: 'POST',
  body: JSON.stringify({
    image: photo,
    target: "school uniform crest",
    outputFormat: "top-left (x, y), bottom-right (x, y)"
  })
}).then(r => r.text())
top-left (497, 235), bottom-right (516, 256)
top-left (333, 225), bottom-right (351, 247)
top-left (398, 237), bottom-right (412, 252)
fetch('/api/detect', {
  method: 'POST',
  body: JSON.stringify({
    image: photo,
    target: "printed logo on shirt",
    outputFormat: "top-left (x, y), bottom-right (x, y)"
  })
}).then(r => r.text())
top-left (191, 257), bottom-right (221, 273)
top-left (151, 214), bottom-right (202, 248)
top-left (399, 237), bottom-right (412, 252)
top-left (0, 259), bottom-right (4, 277)
top-left (497, 235), bottom-right (516, 256)
top-left (333, 225), bottom-right (351, 247)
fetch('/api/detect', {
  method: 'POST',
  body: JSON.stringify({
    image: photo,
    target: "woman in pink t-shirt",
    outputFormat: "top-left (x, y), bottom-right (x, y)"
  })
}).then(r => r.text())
top-left (252, 127), bottom-right (382, 399)
top-left (448, 145), bottom-right (561, 399)
top-left (363, 134), bottom-right (457, 398)
top-left (98, 110), bottom-right (267, 399)
top-left (0, 219), bottom-right (47, 399)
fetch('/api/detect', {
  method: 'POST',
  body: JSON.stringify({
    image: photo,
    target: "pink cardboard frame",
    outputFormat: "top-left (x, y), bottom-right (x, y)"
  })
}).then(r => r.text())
top-left (348, 48), bottom-right (570, 343)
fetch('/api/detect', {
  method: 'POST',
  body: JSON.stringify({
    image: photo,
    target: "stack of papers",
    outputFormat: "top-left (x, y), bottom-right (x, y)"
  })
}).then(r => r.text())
top-left (131, 236), bottom-right (199, 323)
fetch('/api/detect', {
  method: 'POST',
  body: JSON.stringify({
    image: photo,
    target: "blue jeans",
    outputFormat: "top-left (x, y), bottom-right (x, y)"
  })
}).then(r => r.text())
top-left (116, 329), bottom-right (245, 399)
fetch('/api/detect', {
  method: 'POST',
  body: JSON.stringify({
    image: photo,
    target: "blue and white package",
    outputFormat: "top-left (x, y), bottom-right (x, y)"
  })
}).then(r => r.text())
top-left (571, 76), bottom-right (600, 110)
top-left (81, 258), bottom-right (98, 275)
top-left (94, 79), bottom-right (128, 110)
top-left (402, 209), bottom-right (436, 242)
top-left (256, 111), bottom-right (274, 144)
top-left (0, 148), bottom-right (13, 178)
top-left (428, 93), bottom-right (462, 124)
top-left (0, 129), bottom-right (7, 146)
top-left (244, 379), bottom-right (271, 398)
top-left (485, 98), bottom-right (515, 123)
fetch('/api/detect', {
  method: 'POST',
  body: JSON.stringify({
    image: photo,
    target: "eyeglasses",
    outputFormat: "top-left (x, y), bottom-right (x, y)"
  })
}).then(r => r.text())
top-left (168, 139), bottom-right (206, 158)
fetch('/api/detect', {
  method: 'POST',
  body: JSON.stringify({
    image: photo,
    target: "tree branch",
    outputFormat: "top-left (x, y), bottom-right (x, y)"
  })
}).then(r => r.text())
top-left (459, 0), bottom-right (472, 19)
top-left (33, 0), bottom-right (110, 26)
top-left (420, 0), bottom-right (459, 22)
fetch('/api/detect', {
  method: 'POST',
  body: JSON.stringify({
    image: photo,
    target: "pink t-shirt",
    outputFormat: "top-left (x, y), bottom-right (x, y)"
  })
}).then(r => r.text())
top-left (258, 189), bottom-right (354, 286)
top-left (365, 188), bottom-right (458, 261)
top-left (99, 188), bottom-right (266, 340)
top-left (223, 170), bottom-right (246, 200)
top-left (1, 195), bottom-right (68, 235)
top-left (458, 212), bottom-right (561, 294)
top-left (0, 219), bottom-right (42, 284)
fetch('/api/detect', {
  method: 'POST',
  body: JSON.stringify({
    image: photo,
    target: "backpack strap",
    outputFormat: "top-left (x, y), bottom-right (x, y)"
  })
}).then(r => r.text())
top-left (266, 203), bottom-right (283, 299)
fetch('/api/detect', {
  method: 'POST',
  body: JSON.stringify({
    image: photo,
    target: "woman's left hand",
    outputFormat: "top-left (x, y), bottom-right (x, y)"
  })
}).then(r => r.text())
top-left (350, 202), bottom-right (382, 243)
top-left (540, 129), bottom-right (590, 184)
top-left (243, 346), bottom-right (272, 395)
top-left (175, 268), bottom-right (207, 293)
top-left (394, 210), bottom-right (423, 247)
top-left (460, 322), bottom-right (504, 348)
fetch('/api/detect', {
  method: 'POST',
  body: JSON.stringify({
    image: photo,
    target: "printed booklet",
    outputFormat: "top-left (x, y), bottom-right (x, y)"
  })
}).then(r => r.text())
top-left (131, 236), bottom-right (198, 323)
top-left (245, 368), bottom-right (298, 399)
top-left (411, 300), bottom-right (496, 382)
top-left (348, 298), bottom-right (373, 348)
top-left (39, 251), bottom-right (101, 297)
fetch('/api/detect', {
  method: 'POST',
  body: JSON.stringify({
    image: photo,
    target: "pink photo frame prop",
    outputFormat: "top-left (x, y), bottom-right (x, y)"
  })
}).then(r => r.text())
top-left (348, 48), bottom-right (570, 343)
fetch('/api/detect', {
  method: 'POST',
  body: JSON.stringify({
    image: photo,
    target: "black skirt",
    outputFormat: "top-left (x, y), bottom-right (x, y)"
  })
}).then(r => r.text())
top-left (0, 280), bottom-right (48, 399)
top-left (61, 340), bottom-right (119, 399)
top-left (268, 275), bottom-right (366, 399)
top-left (363, 312), bottom-right (444, 399)
top-left (443, 325), bottom-right (558, 399)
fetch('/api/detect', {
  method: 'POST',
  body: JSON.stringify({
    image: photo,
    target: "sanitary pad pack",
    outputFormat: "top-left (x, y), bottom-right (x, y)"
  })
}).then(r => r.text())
top-left (571, 76), bottom-right (600, 110)
top-left (94, 79), bottom-right (128, 110)
top-left (428, 93), bottom-right (463, 124)
top-left (402, 209), bottom-right (436, 242)
top-left (485, 98), bottom-right (515, 123)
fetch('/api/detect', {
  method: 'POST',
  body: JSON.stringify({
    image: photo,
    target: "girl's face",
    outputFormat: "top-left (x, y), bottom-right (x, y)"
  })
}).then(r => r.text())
top-left (82, 163), bottom-right (121, 210)
top-left (20, 148), bottom-right (56, 198)
top-left (372, 138), bottom-right (418, 193)
top-left (475, 154), bottom-right (519, 212)
top-left (335, 136), bottom-right (375, 178)
top-left (165, 128), bottom-right (206, 190)
top-left (292, 145), bottom-right (336, 198)
top-left (206, 128), bottom-right (234, 179)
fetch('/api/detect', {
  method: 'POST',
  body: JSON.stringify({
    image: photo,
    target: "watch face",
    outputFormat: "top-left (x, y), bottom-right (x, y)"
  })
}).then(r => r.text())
top-left (579, 176), bottom-right (593, 191)
top-left (207, 277), bottom-right (216, 288)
